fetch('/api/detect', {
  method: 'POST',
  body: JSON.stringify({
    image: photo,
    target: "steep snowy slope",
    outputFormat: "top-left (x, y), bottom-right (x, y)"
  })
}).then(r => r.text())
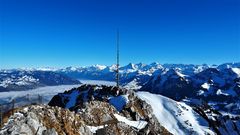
top-left (137, 91), bottom-right (215, 135)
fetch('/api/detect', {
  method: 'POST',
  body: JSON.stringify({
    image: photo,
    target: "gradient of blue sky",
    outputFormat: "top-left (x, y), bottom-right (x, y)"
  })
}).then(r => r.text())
top-left (0, 0), bottom-right (239, 68)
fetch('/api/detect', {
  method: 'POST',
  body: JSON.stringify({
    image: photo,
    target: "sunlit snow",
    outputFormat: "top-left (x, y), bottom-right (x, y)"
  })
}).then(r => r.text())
top-left (137, 91), bottom-right (215, 135)
top-left (114, 114), bottom-right (148, 130)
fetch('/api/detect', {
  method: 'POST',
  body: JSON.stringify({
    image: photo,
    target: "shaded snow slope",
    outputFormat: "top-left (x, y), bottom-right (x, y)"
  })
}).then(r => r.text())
top-left (109, 95), bottom-right (129, 111)
top-left (137, 91), bottom-right (215, 135)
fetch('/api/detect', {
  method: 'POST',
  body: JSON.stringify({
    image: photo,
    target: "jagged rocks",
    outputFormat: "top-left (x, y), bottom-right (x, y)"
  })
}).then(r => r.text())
top-left (78, 101), bottom-right (118, 126)
top-left (0, 105), bottom-right (92, 135)
top-left (48, 85), bottom-right (127, 111)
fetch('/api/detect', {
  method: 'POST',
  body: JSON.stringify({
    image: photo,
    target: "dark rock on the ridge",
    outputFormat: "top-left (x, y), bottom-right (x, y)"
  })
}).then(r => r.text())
top-left (48, 95), bottom-right (65, 108)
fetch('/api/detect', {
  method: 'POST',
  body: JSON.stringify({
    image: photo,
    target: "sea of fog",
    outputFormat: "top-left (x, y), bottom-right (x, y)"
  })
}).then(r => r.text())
top-left (0, 80), bottom-right (115, 105)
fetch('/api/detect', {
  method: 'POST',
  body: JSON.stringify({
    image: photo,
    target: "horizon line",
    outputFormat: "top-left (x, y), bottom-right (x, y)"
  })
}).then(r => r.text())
top-left (1, 61), bottom-right (240, 70)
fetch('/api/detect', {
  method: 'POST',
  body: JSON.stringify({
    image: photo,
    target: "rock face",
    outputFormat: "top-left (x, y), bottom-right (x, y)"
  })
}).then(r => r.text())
top-left (0, 105), bottom-right (92, 135)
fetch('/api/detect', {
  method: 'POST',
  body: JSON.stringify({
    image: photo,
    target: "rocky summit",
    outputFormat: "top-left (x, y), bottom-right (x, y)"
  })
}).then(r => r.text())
top-left (0, 105), bottom-right (92, 135)
top-left (48, 84), bottom-right (171, 135)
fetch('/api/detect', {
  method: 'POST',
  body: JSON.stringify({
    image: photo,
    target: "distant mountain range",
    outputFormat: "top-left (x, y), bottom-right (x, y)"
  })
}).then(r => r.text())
top-left (1, 62), bottom-right (239, 90)
top-left (57, 62), bottom-right (239, 115)
top-left (1, 62), bottom-right (239, 114)
top-left (0, 70), bottom-right (80, 92)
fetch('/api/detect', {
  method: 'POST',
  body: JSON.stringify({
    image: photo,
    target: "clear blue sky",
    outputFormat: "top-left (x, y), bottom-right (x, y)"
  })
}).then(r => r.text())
top-left (0, 0), bottom-right (239, 68)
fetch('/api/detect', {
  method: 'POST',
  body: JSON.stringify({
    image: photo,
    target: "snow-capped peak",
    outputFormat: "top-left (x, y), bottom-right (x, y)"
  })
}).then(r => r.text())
top-left (65, 66), bottom-right (78, 71)
top-left (36, 67), bottom-right (59, 71)
top-left (162, 69), bottom-right (186, 78)
top-left (92, 64), bottom-right (107, 70)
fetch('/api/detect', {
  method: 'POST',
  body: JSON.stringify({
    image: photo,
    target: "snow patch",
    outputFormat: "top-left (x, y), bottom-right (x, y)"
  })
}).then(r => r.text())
top-left (64, 90), bottom-right (80, 109)
top-left (109, 95), bottom-right (129, 111)
top-left (87, 125), bottom-right (105, 133)
top-left (216, 89), bottom-right (237, 97)
top-left (124, 79), bottom-right (142, 90)
top-left (201, 83), bottom-right (210, 90)
top-left (114, 114), bottom-right (147, 130)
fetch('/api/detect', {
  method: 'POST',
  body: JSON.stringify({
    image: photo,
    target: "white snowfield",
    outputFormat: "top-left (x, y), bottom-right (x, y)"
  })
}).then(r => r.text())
top-left (87, 125), bottom-right (105, 133)
top-left (137, 91), bottom-right (215, 135)
top-left (114, 114), bottom-right (148, 130)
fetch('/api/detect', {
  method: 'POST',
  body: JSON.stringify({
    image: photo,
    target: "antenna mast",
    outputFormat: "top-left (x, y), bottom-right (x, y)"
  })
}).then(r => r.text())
top-left (116, 30), bottom-right (120, 88)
